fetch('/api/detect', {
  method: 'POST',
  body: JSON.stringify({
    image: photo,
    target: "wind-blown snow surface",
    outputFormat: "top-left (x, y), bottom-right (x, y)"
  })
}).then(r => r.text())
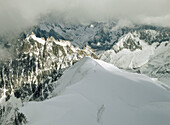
top-left (20, 57), bottom-right (170, 125)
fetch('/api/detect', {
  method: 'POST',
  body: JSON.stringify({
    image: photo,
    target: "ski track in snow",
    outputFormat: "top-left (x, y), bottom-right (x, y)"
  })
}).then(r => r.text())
top-left (97, 104), bottom-right (105, 125)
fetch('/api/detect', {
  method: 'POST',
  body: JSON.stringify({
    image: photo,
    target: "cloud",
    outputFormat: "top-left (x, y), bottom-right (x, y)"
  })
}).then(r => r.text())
top-left (136, 14), bottom-right (170, 27)
top-left (0, 46), bottom-right (11, 61)
top-left (0, 0), bottom-right (169, 61)
top-left (0, 0), bottom-right (169, 35)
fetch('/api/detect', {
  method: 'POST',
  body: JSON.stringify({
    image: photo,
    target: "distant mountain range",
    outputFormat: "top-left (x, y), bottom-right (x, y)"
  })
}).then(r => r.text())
top-left (31, 21), bottom-right (170, 85)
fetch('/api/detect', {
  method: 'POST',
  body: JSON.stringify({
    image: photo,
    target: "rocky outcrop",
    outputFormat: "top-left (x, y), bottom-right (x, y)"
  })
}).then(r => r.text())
top-left (0, 33), bottom-right (97, 124)
top-left (111, 32), bottom-right (142, 53)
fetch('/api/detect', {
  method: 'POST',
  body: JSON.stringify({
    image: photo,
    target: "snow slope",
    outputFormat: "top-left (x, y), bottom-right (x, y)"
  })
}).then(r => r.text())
top-left (20, 57), bottom-right (170, 125)
top-left (141, 41), bottom-right (170, 85)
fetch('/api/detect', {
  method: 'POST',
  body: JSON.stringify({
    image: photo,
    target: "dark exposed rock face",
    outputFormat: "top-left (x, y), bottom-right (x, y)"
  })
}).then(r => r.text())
top-left (0, 33), bottom-right (97, 124)
top-left (14, 110), bottom-right (27, 125)
top-left (111, 32), bottom-right (143, 53)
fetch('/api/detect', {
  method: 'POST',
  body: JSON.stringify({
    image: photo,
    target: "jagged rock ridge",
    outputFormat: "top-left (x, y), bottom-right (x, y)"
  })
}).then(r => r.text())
top-left (0, 33), bottom-right (97, 124)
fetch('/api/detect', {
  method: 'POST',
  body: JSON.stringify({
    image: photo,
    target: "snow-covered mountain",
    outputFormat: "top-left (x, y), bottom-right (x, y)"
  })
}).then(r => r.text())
top-left (0, 34), bottom-right (97, 124)
top-left (99, 30), bottom-right (170, 85)
top-left (140, 41), bottom-right (170, 84)
top-left (20, 57), bottom-right (170, 125)
top-left (100, 32), bottom-right (155, 69)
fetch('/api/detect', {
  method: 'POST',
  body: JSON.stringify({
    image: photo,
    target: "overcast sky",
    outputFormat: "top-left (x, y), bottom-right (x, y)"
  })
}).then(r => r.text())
top-left (0, 0), bottom-right (170, 34)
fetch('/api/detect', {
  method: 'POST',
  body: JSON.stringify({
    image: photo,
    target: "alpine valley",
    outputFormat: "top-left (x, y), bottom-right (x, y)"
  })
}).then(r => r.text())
top-left (0, 19), bottom-right (170, 125)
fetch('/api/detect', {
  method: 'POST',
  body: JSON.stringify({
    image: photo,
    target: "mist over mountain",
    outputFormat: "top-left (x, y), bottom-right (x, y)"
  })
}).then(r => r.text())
top-left (0, 0), bottom-right (169, 35)
top-left (0, 0), bottom-right (169, 57)
top-left (0, 0), bottom-right (170, 124)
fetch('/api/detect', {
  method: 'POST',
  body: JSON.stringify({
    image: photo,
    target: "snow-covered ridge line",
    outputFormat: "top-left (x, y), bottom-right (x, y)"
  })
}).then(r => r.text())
top-left (27, 32), bottom-right (72, 47)
top-left (30, 34), bottom-right (46, 45)
top-left (20, 57), bottom-right (170, 125)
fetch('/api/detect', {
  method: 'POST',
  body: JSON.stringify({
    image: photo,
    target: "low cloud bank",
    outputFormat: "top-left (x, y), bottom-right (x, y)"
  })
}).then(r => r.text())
top-left (0, 0), bottom-right (169, 35)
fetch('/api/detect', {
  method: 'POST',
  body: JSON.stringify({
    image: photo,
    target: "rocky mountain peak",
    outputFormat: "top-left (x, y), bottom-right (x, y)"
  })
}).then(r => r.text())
top-left (112, 32), bottom-right (142, 53)
top-left (0, 33), bottom-right (97, 124)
